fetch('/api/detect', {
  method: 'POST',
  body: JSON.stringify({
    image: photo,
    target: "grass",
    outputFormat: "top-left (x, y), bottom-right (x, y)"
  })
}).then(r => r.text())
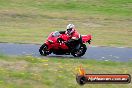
top-left (0, 55), bottom-right (132, 88)
top-left (0, 0), bottom-right (132, 47)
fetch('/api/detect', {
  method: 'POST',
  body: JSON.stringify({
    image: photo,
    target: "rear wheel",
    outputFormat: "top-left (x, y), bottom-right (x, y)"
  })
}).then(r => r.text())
top-left (71, 44), bottom-right (87, 57)
top-left (39, 44), bottom-right (49, 56)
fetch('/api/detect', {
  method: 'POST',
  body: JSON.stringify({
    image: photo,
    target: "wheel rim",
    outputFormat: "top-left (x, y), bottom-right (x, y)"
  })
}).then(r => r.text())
top-left (42, 46), bottom-right (47, 54)
top-left (39, 44), bottom-right (49, 55)
top-left (74, 46), bottom-right (84, 56)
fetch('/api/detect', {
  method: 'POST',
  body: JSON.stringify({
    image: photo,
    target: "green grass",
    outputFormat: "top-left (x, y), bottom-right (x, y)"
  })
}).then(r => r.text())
top-left (0, 55), bottom-right (132, 88)
top-left (0, 0), bottom-right (132, 47)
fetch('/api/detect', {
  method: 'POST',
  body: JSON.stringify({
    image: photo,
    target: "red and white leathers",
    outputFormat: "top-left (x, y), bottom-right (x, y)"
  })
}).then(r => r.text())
top-left (65, 28), bottom-right (80, 41)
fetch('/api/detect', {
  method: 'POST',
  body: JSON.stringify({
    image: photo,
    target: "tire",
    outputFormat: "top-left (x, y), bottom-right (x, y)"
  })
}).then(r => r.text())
top-left (71, 44), bottom-right (87, 57)
top-left (39, 44), bottom-right (49, 56)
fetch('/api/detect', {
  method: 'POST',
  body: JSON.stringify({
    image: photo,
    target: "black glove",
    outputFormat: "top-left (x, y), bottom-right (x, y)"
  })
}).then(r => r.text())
top-left (57, 38), bottom-right (64, 43)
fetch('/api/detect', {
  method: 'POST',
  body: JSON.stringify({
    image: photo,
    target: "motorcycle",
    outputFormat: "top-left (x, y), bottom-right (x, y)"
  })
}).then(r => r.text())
top-left (39, 31), bottom-right (92, 57)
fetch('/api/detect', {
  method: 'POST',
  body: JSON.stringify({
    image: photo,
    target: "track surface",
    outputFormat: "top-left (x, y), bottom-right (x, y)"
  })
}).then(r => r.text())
top-left (0, 43), bottom-right (132, 62)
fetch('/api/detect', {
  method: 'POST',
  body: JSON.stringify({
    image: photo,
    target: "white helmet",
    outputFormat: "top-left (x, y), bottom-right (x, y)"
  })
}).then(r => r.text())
top-left (66, 24), bottom-right (75, 35)
top-left (66, 24), bottom-right (75, 30)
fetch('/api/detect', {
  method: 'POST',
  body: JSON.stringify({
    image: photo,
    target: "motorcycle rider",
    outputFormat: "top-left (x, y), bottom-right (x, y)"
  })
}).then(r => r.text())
top-left (58, 24), bottom-right (82, 50)
top-left (65, 24), bottom-right (82, 51)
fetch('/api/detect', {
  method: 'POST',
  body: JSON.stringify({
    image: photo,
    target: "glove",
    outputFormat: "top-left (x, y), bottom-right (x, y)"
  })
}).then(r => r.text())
top-left (57, 38), bottom-right (64, 43)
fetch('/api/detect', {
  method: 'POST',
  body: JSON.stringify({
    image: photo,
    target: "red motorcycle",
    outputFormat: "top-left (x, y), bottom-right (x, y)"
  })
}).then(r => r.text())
top-left (39, 31), bottom-right (92, 57)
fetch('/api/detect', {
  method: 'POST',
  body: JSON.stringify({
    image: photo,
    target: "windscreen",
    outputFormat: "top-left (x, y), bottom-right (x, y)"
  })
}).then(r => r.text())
top-left (52, 31), bottom-right (61, 37)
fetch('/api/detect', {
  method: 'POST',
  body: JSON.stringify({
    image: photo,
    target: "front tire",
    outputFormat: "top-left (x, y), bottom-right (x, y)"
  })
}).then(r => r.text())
top-left (71, 44), bottom-right (87, 57)
top-left (39, 44), bottom-right (49, 56)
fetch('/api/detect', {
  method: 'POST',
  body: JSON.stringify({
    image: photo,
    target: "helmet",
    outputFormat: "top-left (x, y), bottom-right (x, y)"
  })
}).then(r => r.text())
top-left (66, 24), bottom-right (75, 35)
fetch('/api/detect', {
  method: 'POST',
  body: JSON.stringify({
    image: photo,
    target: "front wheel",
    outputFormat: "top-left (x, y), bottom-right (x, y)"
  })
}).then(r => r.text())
top-left (71, 44), bottom-right (87, 57)
top-left (39, 44), bottom-right (49, 56)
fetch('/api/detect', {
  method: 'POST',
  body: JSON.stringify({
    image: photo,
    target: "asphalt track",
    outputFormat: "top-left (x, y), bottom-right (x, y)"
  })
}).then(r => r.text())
top-left (0, 43), bottom-right (132, 62)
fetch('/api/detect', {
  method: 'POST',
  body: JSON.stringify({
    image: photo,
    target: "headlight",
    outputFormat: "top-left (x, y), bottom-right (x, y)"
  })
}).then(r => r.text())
top-left (48, 40), bottom-right (53, 43)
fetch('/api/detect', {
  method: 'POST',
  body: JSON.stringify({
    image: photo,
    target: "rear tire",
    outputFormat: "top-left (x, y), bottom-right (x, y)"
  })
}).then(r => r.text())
top-left (71, 44), bottom-right (87, 57)
top-left (39, 44), bottom-right (49, 56)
